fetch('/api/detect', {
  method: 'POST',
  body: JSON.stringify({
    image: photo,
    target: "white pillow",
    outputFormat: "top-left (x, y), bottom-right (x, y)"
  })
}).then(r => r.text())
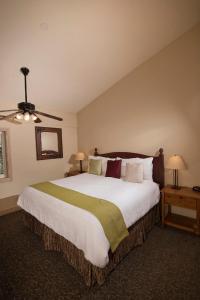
top-left (117, 157), bottom-right (153, 180)
top-left (88, 155), bottom-right (101, 160)
top-left (124, 163), bottom-right (143, 183)
top-left (88, 156), bottom-right (115, 175)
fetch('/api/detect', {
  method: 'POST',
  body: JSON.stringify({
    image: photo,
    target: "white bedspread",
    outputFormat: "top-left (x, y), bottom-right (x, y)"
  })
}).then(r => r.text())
top-left (17, 173), bottom-right (160, 267)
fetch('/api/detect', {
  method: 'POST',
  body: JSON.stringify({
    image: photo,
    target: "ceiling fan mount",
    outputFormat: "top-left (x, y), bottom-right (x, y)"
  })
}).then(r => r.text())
top-left (18, 102), bottom-right (35, 112)
top-left (0, 67), bottom-right (63, 124)
top-left (20, 67), bottom-right (29, 76)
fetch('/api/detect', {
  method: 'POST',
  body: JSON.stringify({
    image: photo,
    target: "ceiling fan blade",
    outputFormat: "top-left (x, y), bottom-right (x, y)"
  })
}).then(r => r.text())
top-left (7, 118), bottom-right (22, 125)
top-left (35, 111), bottom-right (63, 121)
top-left (0, 114), bottom-right (21, 124)
top-left (1, 112), bottom-right (19, 120)
top-left (34, 116), bottom-right (42, 123)
top-left (0, 109), bottom-right (18, 113)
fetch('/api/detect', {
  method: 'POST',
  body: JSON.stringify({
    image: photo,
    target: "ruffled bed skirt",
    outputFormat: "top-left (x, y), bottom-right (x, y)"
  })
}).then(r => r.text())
top-left (23, 204), bottom-right (160, 286)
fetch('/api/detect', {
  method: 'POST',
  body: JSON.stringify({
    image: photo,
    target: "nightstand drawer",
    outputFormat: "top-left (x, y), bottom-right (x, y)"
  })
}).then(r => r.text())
top-left (165, 194), bottom-right (196, 209)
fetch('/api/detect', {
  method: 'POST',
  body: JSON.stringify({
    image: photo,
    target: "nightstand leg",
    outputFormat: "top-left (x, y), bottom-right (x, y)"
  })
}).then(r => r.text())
top-left (196, 201), bottom-right (200, 235)
top-left (161, 191), bottom-right (165, 227)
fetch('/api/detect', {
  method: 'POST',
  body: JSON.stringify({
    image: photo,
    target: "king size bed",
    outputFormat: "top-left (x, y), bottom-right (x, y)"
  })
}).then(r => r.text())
top-left (17, 148), bottom-right (164, 286)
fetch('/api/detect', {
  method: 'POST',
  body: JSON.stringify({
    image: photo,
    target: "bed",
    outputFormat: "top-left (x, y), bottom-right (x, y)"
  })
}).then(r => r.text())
top-left (18, 148), bottom-right (164, 286)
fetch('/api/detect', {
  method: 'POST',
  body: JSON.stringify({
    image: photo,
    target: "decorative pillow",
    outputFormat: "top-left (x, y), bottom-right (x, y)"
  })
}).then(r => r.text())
top-left (105, 160), bottom-right (122, 179)
top-left (88, 159), bottom-right (102, 176)
top-left (101, 157), bottom-right (116, 175)
top-left (117, 157), bottom-right (136, 178)
top-left (88, 156), bottom-right (115, 175)
top-left (124, 163), bottom-right (143, 183)
top-left (118, 157), bottom-right (153, 180)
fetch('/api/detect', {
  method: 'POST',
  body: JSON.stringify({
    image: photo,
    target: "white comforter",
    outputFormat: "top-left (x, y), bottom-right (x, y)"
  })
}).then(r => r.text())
top-left (17, 173), bottom-right (160, 267)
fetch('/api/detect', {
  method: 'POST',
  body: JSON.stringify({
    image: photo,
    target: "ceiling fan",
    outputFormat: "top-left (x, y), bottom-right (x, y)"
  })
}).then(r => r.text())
top-left (0, 67), bottom-right (63, 124)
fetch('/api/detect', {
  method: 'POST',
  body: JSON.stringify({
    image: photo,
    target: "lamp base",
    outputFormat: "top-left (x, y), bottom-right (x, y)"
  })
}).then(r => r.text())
top-left (171, 169), bottom-right (181, 190)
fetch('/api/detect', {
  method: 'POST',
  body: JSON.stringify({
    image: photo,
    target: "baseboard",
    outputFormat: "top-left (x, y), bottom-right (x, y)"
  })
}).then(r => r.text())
top-left (0, 206), bottom-right (21, 216)
top-left (0, 195), bottom-right (21, 216)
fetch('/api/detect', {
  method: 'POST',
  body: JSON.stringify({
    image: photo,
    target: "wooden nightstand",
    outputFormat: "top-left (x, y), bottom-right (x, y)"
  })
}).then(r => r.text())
top-left (161, 186), bottom-right (200, 235)
top-left (65, 170), bottom-right (85, 177)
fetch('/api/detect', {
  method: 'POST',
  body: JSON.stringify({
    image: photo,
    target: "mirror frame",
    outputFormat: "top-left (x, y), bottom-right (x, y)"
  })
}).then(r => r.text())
top-left (35, 126), bottom-right (63, 160)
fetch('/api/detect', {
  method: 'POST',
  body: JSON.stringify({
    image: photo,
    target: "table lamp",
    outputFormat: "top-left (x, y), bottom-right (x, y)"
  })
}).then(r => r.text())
top-left (75, 152), bottom-right (85, 173)
top-left (166, 155), bottom-right (186, 189)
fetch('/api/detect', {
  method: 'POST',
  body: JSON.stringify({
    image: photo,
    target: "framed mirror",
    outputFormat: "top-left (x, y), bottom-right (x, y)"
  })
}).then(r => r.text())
top-left (35, 127), bottom-right (63, 160)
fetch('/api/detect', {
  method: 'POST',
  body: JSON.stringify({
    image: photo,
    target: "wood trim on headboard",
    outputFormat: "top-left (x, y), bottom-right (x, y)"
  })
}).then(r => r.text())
top-left (94, 148), bottom-right (164, 189)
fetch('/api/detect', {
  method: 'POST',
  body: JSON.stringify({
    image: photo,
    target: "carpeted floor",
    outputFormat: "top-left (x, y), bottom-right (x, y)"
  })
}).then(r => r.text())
top-left (0, 212), bottom-right (200, 300)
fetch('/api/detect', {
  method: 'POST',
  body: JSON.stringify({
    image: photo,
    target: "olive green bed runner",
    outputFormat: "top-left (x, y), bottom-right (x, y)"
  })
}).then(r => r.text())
top-left (31, 182), bottom-right (129, 252)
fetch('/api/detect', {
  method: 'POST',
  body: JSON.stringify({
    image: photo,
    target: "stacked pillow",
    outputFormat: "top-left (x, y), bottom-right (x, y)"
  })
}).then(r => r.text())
top-left (88, 159), bottom-right (102, 175)
top-left (87, 155), bottom-right (153, 183)
top-left (124, 162), bottom-right (143, 183)
top-left (105, 160), bottom-right (122, 179)
top-left (118, 157), bottom-right (153, 181)
top-left (88, 155), bottom-right (115, 175)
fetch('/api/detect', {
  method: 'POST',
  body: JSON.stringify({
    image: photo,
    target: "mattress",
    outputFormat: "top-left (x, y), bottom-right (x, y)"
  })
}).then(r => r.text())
top-left (17, 173), bottom-right (160, 267)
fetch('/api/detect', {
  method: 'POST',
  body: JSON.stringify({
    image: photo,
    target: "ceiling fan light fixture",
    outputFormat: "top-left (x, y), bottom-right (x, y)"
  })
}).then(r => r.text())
top-left (16, 112), bottom-right (23, 120)
top-left (31, 114), bottom-right (37, 121)
top-left (24, 112), bottom-right (30, 121)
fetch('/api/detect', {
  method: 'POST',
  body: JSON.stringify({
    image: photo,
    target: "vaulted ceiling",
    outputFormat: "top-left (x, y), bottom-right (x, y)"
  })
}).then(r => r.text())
top-left (1, 0), bottom-right (200, 113)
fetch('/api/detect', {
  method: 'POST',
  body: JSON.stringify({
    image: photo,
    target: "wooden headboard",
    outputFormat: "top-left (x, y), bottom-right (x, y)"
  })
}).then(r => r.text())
top-left (94, 148), bottom-right (164, 189)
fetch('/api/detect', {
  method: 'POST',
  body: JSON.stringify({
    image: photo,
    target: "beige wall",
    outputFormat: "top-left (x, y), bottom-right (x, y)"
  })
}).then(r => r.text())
top-left (78, 24), bottom-right (200, 188)
top-left (0, 110), bottom-right (77, 210)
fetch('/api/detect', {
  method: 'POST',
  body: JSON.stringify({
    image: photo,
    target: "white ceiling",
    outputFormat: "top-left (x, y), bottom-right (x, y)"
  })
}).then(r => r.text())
top-left (1, 0), bottom-right (200, 113)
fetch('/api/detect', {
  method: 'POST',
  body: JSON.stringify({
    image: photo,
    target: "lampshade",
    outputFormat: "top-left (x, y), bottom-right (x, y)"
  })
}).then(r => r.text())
top-left (75, 152), bottom-right (85, 161)
top-left (166, 155), bottom-right (186, 170)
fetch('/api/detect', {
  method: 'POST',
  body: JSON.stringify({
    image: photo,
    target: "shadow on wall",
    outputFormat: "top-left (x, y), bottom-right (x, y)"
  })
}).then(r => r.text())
top-left (67, 153), bottom-right (89, 173)
top-left (67, 154), bottom-right (78, 173)
top-left (67, 151), bottom-right (96, 173)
